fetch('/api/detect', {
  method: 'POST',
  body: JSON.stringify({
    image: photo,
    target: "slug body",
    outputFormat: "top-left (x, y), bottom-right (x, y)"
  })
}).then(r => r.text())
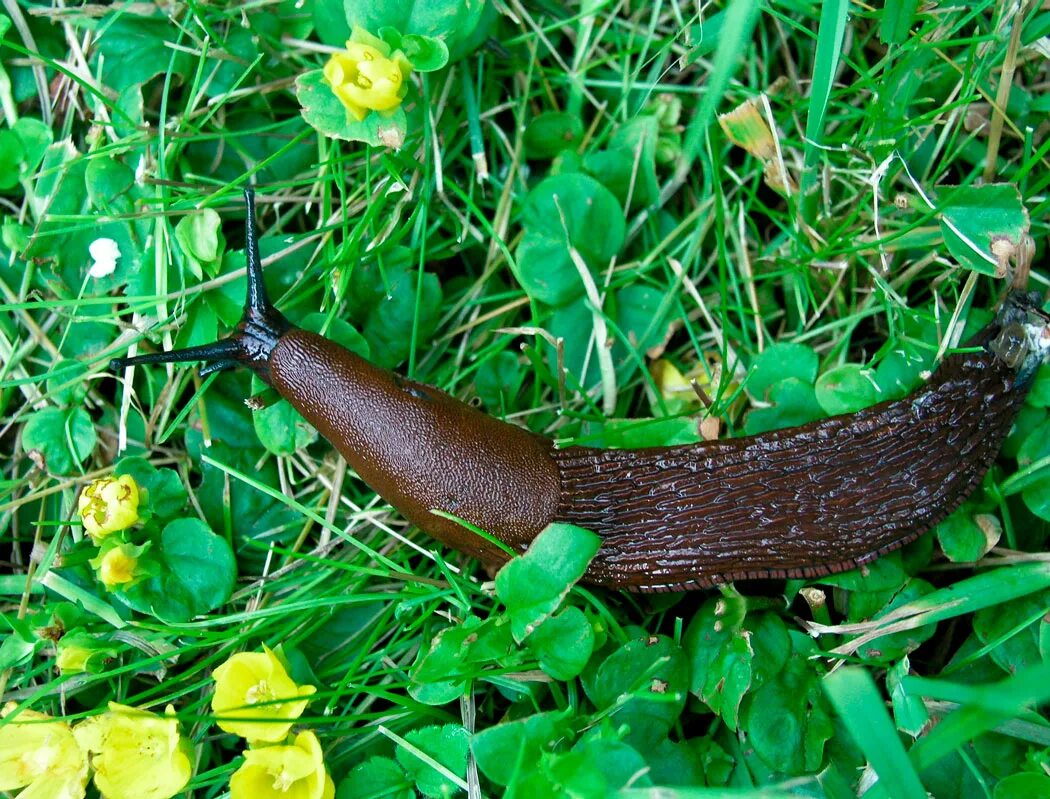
top-left (112, 191), bottom-right (1050, 592)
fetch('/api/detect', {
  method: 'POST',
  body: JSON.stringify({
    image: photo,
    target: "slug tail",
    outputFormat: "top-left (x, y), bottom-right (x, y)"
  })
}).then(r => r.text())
top-left (110, 188), bottom-right (291, 381)
top-left (555, 292), bottom-right (1048, 593)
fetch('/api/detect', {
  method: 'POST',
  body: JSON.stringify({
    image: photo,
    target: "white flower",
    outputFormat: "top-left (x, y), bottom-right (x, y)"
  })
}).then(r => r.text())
top-left (88, 238), bottom-right (121, 278)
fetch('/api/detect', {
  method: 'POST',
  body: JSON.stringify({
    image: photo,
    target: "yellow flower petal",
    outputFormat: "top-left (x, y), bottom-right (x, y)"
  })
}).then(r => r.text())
top-left (77, 475), bottom-right (140, 542)
top-left (73, 703), bottom-right (191, 799)
top-left (0, 704), bottom-right (87, 797)
top-left (212, 647), bottom-right (315, 742)
top-left (229, 731), bottom-right (331, 799)
top-left (321, 31), bottom-right (412, 122)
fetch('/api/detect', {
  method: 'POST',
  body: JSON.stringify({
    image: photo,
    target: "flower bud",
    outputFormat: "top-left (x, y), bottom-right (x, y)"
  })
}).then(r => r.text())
top-left (89, 542), bottom-right (148, 592)
top-left (77, 475), bottom-right (140, 542)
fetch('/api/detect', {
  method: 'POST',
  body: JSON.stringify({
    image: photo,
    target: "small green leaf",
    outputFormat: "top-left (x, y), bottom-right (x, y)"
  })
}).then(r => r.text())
top-left (973, 589), bottom-right (1049, 675)
top-left (21, 407), bottom-right (96, 475)
top-left (524, 112), bottom-right (584, 160)
top-left (746, 342), bottom-right (819, 399)
top-left (527, 606), bottom-right (594, 680)
top-left (91, 15), bottom-right (192, 92)
top-left (85, 157), bottom-right (135, 213)
top-left (583, 115), bottom-right (660, 208)
top-left (472, 710), bottom-right (573, 787)
top-left (887, 657), bottom-right (929, 737)
top-left (682, 596), bottom-right (752, 729)
top-left (1018, 418), bottom-right (1050, 521)
top-left (296, 69), bottom-right (408, 147)
top-left (347, 258), bottom-right (442, 368)
top-left (936, 505), bottom-right (1000, 563)
top-left (253, 400), bottom-right (318, 456)
top-left (874, 342), bottom-right (931, 400)
top-left (584, 635), bottom-right (690, 750)
top-left (746, 658), bottom-right (832, 773)
top-left (993, 773), bottom-right (1050, 799)
top-left (114, 456), bottom-right (188, 522)
top-left (378, 29), bottom-right (449, 72)
top-left (175, 209), bottom-right (224, 280)
top-left (396, 724), bottom-right (469, 799)
top-left (743, 377), bottom-right (824, 435)
top-left (46, 360), bottom-right (88, 406)
top-left (475, 351), bottom-right (524, 412)
top-left (12, 117), bottom-right (51, 177)
top-left (495, 523), bottom-right (600, 642)
top-left (512, 174), bottom-right (625, 307)
top-left (120, 518), bottom-right (236, 622)
top-left (939, 183), bottom-right (1029, 277)
top-left (1028, 364), bottom-right (1050, 407)
top-left (345, 0), bottom-right (494, 60)
top-left (337, 757), bottom-right (413, 799)
top-left (0, 129), bottom-right (24, 189)
top-left (815, 363), bottom-right (879, 415)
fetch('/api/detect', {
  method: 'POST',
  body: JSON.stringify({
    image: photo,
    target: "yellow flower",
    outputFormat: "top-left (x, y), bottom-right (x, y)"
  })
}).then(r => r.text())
top-left (323, 28), bottom-right (412, 122)
top-left (89, 542), bottom-right (147, 591)
top-left (212, 647), bottom-right (316, 742)
top-left (0, 702), bottom-right (88, 799)
top-left (56, 643), bottom-right (93, 674)
top-left (77, 475), bottom-right (140, 542)
top-left (230, 731), bottom-right (334, 799)
top-left (73, 702), bottom-right (192, 799)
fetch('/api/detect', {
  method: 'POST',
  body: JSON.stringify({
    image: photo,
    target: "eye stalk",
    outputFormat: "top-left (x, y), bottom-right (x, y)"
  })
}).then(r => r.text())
top-left (109, 188), bottom-right (292, 382)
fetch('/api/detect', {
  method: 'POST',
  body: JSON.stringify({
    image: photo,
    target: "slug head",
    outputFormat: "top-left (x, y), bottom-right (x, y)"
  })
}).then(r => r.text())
top-left (109, 188), bottom-right (291, 384)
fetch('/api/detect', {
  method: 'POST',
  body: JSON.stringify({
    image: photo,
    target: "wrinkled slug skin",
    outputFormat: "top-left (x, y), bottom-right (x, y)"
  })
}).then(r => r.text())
top-left (269, 329), bottom-right (562, 564)
top-left (554, 350), bottom-right (1025, 591)
top-left (270, 329), bottom-right (1030, 593)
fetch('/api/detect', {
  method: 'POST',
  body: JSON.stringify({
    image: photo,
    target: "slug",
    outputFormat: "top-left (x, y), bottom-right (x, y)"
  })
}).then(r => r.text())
top-left (110, 190), bottom-right (1050, 592)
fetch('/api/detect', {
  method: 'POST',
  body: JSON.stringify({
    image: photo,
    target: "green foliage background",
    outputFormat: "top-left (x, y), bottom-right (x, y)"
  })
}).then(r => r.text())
top-left (2, 0), bottom-right (1050, 797)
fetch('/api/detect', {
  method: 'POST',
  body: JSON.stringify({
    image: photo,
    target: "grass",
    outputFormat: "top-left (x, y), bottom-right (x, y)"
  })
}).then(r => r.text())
top-left (1, 0), bottom-right (1049, 797)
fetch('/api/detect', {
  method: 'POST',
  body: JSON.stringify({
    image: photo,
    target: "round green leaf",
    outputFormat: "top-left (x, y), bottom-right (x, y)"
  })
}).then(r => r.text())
top-left (337, 757), bottom-right (413, 799)
top-left (936, 506), bottom-right (1000, 562)
top-left (746, 342), bottom-right (819, 399)
top-left (512, 173), bottom-right (625, 307)
top-left (46, 360), bottom-right (89, 406)
top-left (495, 523), bottom-right (601, 642)
top-left (175, 208), bottom-right (223, 263)
top-left (345, 0), bottom-right (494, 60)
top-left (121, 518), bottom-right (236, 622)
top-left (472, 710), bottom-right (573, 787)
top-left (475, 351), bottom-right (524, 412)
top-left (527, 606), bottom-right (595, 680)
top-left (584, 635), bottom-right (689, 750)
top-left (21, 407), bottom-right (96, 475)
top-left (743, 377), bottom-right (824, 435)
top-left (994, 773), bottom-right (1050, 799)
top-left (296, 69), bottom-right (408, 147)
top-left (253, 400), bottom-right (319, 456)
top-left (524, 112), bottom-right (584, 159)
top-left (815, 363), bottom-right (879, 416)
top-left (395, 724), bottom-right (469, 799)
top-left (114, 456), bottom-right (189, 521)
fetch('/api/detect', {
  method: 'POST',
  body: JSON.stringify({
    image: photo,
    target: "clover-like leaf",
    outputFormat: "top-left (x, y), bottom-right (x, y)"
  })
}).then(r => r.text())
top-left (495, 523), bottom-right (600, 642)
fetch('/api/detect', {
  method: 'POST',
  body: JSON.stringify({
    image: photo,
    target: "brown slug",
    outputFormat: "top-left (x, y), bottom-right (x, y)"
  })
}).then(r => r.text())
top-left (111, 190), bottom-right (1050, 592)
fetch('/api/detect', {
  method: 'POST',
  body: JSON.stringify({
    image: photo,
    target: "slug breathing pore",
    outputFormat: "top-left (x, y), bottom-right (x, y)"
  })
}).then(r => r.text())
top-left (111, 189), bottom-right (1050, 592)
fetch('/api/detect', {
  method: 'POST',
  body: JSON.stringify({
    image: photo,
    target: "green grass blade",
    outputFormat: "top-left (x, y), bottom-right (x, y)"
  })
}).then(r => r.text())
top-left (824, 667), bottom-right (927, 799)
top-left (801, 0), bottom-right (849, 219)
